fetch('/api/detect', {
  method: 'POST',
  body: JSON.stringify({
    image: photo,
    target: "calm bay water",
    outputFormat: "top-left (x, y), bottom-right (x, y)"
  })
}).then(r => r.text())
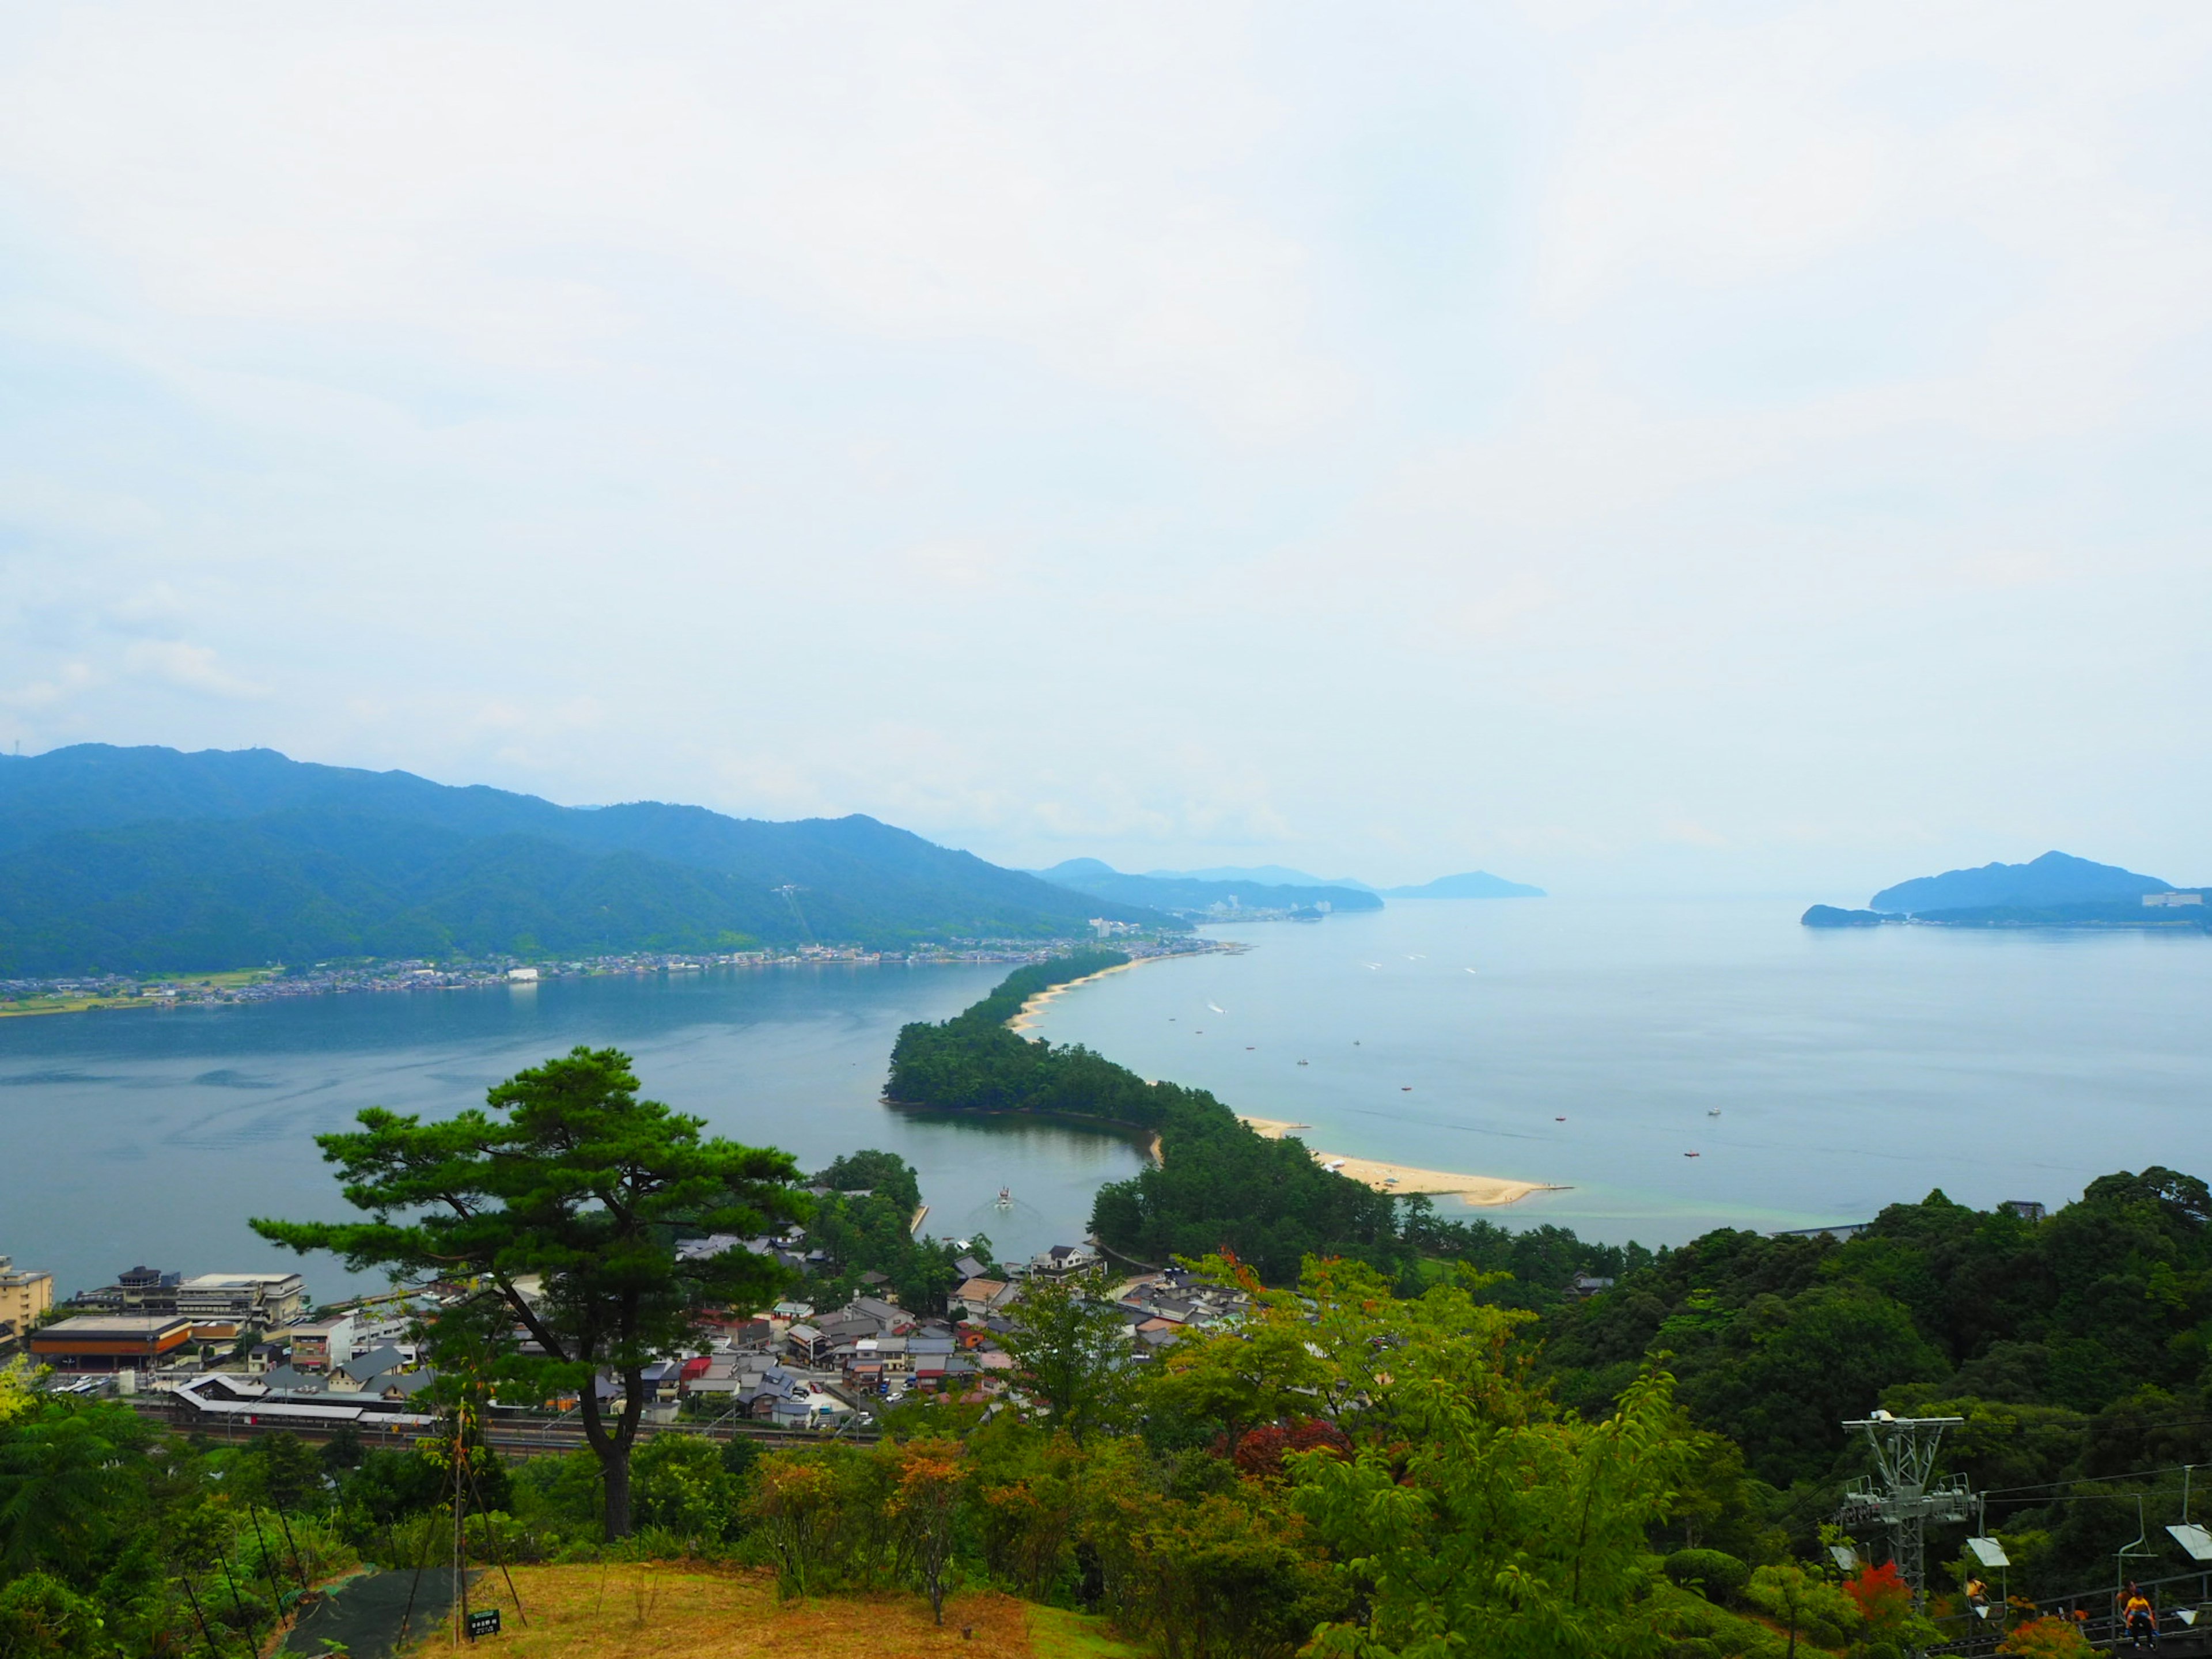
top-left (6, 898), bottom-right (2207, 1301)
top-left (0, 965), bottom-right (1145, 1301)
top-left (1031, 899), bottom-right (2212, 1243)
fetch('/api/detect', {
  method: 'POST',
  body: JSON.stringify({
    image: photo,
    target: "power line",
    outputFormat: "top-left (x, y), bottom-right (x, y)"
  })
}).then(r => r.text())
top-left (1979, 1461), bottom-right (2205, 1500)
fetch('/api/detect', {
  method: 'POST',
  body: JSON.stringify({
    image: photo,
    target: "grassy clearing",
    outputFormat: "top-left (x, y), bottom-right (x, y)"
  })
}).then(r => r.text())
top-left (0, 993), bottom-right (153, 1018)
top-left (0, 967), bottom-right (281, 1017)
top-left (402, 1564), bottom-right (1143, 1659)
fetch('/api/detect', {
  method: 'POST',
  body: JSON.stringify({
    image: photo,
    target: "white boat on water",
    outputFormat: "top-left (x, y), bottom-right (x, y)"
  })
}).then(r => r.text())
top-left (994, 1186), bottom-right (1012, 1209)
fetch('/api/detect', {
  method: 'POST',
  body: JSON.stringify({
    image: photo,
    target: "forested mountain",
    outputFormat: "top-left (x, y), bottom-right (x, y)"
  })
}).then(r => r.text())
top-left (0, 745), bottom-right (1168, 973)
top-left (1381, 870), bottom-right (1546, 898)
top-left (1870, 850), bottom-right (2171, 912)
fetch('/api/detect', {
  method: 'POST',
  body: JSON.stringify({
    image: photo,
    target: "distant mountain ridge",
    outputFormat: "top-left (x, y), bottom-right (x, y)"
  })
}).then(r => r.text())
top-left (0, 745), bottom-right (1170, 974)
top-left (1032, 859), bottom-right (1382, 916)
top-left (1381, 871), bottom-right (1546, 899)
top-left (1801, 850), bottom-right (2206, 933)
top-left (1870, 851), bottom-right (2171, 913)
top-left (1147, 863), bottom-right (1378, 892)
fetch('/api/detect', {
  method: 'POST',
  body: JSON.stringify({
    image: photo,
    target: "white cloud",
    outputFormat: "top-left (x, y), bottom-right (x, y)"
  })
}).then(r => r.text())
top-left (123, 642), bottom-right (268, 700)
top-left (3, 662), bottom-right (97, 710)
top-left (0, 3), bottom-right (2206, 890)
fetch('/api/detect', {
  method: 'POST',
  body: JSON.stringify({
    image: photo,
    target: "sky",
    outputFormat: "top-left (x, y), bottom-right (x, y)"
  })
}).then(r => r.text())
top-left (2, 3), bottom-right (2207, 899)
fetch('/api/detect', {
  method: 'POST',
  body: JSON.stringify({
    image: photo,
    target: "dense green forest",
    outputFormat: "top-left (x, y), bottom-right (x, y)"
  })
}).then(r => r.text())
top-left (805, 1149), bottom-right (998, 1313)
top-left (1536, 1169), bottom-right (2212, 1585)
top-left (0, 745), bottom-right (1169, 973)
top-left (890, 961), bottom-right (2212, 1609)
top-left (6, 999), bottom-right (2209, 1657)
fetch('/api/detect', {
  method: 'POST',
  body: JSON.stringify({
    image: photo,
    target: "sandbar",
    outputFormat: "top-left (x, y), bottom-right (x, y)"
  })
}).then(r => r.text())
top-left (1007, 959), bottom-right (1145, 1032)
top-left (1237, 1115), bottom-right (1561, 1207)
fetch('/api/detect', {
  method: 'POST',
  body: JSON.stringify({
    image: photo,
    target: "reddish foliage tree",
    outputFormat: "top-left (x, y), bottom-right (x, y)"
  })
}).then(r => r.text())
top-left (1230, 1417), bottom-right (1354, 1480)
top-left (1843, 1561), bottom-right (1915, 1630)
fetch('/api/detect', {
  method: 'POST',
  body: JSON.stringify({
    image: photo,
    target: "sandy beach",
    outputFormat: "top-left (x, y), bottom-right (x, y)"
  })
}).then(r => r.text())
top-left (1006, 959), bottom-right (1145, 1032)
top-left (1010, 961), bottom-right (1556, 1206)
top-left (1237, 1115), bottom-right (1561, 1207)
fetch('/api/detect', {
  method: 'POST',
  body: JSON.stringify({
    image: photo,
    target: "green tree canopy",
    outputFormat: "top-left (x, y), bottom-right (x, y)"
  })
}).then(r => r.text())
top-left (252, 1044), bottom-right (802, 1537)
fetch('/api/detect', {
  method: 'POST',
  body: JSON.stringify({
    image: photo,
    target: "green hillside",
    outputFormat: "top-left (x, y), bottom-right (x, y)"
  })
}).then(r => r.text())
top-left (0, 746), bottom-right (1172, 974)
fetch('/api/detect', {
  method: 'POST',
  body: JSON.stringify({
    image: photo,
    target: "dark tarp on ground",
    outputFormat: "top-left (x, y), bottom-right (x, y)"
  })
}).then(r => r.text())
top-left (283, 1567), bottom-right (487, 1658)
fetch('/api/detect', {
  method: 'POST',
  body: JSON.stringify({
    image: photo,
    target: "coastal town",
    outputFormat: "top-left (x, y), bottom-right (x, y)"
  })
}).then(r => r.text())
top-left (0, 933), bottom-right (1221, 1017)
top-left (0, 1215), bottom-right (1254, 1444)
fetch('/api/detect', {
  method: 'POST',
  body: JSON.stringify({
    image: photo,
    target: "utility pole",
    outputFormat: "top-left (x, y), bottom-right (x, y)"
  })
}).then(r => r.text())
top-left (1839, 1411), bottom-right (1971, 1612)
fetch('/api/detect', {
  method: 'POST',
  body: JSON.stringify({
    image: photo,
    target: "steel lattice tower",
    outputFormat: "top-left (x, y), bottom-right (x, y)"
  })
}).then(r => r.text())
top-left (1839, 1413), bottom-right (1973, 1611)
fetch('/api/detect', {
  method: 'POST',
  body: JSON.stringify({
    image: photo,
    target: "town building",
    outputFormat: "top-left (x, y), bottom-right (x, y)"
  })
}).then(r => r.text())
top-left (175, 1273), bottom-right (309, 1334)
top-left (29, 1313), bottom-right (194, 1372)
top-left (66, 1265), bottom-right (305, 1334)
top-left (1022, 1243), bottom-right (1101, 1282)
top-left (953, 1275), bottom-right (1016, 1319)
top-left (0, 1256), bottom-right (54, 1351)
top-left (282, 1314), bottom-right (358, 1372)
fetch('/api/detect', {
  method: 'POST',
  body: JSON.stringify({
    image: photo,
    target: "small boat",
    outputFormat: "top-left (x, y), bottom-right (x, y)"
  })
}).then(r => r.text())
top-left (1208, 1002), bottom-right (1225, 1014)
top-left (1401, 1085), bottom-right (1412, 1092)
top-left (1707, 1108), bottom-right (1722, 1116)
top-left (1297, 1059), bottom-right (1309, 1066)
top-left (1554, 1116), bottom-right (1566, 1122)
top-left (1683, 1151), bottom-right (1700, 1158)
top-left (994, 1187), bottom-right (1013, 1209)
top-left (1245, 1046), bottom-right (1255, 1051)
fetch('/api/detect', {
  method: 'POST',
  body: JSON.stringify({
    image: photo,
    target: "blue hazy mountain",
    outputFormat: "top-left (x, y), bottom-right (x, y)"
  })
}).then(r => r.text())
top-left (1147, 863), bottom-right (1378, 891)
top-left (1381, 871), bottom-right (1546, 899)
top-left (1033, 859), bottom-right (1382, 915)
top-left (1801, 905), bottom-right (1895, 928)
top-left (1870, 851), bottom-right (2171, 914)
top-left (0, 745), bottom-right (1171, 974)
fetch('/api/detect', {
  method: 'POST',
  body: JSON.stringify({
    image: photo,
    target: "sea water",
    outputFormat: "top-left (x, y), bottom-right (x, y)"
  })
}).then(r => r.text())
top-left (6, 897), bottom-right (2207, 1301)
top-left (0, 964), bottom-right (1145, 1301)
top-left (1028, 898), bottom-right (2212, 1243)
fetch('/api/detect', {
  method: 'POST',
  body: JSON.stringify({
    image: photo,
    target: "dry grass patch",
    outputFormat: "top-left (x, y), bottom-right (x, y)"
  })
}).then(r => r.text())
top-left (410, 1564), bottom-right (1129, 1659)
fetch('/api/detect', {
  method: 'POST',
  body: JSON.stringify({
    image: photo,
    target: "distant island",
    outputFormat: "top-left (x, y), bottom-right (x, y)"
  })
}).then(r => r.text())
top-left (1804, 850), bottom-right (2207, 933)
top-left (0, 744), bottom-right (1176, 975)
top-left (1043, 860), bottom-right (1547, 910)
top-left (1800, 905), bottom-right (1894, 929)
top-left (1033, 858), bottom-right (1381, 919)
top-left (1381, 871), bottom-right (1546, 899)
top-left (1147, 863), bottom-right (1377, 891)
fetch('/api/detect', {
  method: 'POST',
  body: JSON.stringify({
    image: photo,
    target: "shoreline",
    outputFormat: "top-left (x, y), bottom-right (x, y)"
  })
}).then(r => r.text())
top-left (1006, 958), bottom-right (1149, 1033)
top-left (993, 958), bottom-right (1562, 1210)
top-left (1237, 1115), bottom-right (1565, 1209)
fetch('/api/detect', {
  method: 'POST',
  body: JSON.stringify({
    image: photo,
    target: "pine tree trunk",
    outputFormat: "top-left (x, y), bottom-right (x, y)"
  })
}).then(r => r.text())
top-left (578, 1382), bottom-right (636, 1539)
top-left (603, 1450), bottom-right (633, 1540)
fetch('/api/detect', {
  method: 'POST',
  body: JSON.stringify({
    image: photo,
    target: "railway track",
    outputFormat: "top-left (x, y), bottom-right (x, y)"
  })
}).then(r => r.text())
top-left (130, 1397), bottom-right (877, 1455)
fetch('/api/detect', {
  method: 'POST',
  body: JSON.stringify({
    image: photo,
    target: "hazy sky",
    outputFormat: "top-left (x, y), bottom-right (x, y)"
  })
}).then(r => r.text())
top-left (3, 3), bottom-right (2207, 897)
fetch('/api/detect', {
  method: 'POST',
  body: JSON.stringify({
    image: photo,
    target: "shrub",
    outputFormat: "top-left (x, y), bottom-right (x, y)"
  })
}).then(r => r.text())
top-left (1997, 1616), bottom-right (2096, 1657)
top-left (0, 1573), bottom-right (105, 1659)
top-left (1743, 1563), bottom-right (1860, 1651)
top-left (1665, 1548), bottom-right (1751, 1603)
